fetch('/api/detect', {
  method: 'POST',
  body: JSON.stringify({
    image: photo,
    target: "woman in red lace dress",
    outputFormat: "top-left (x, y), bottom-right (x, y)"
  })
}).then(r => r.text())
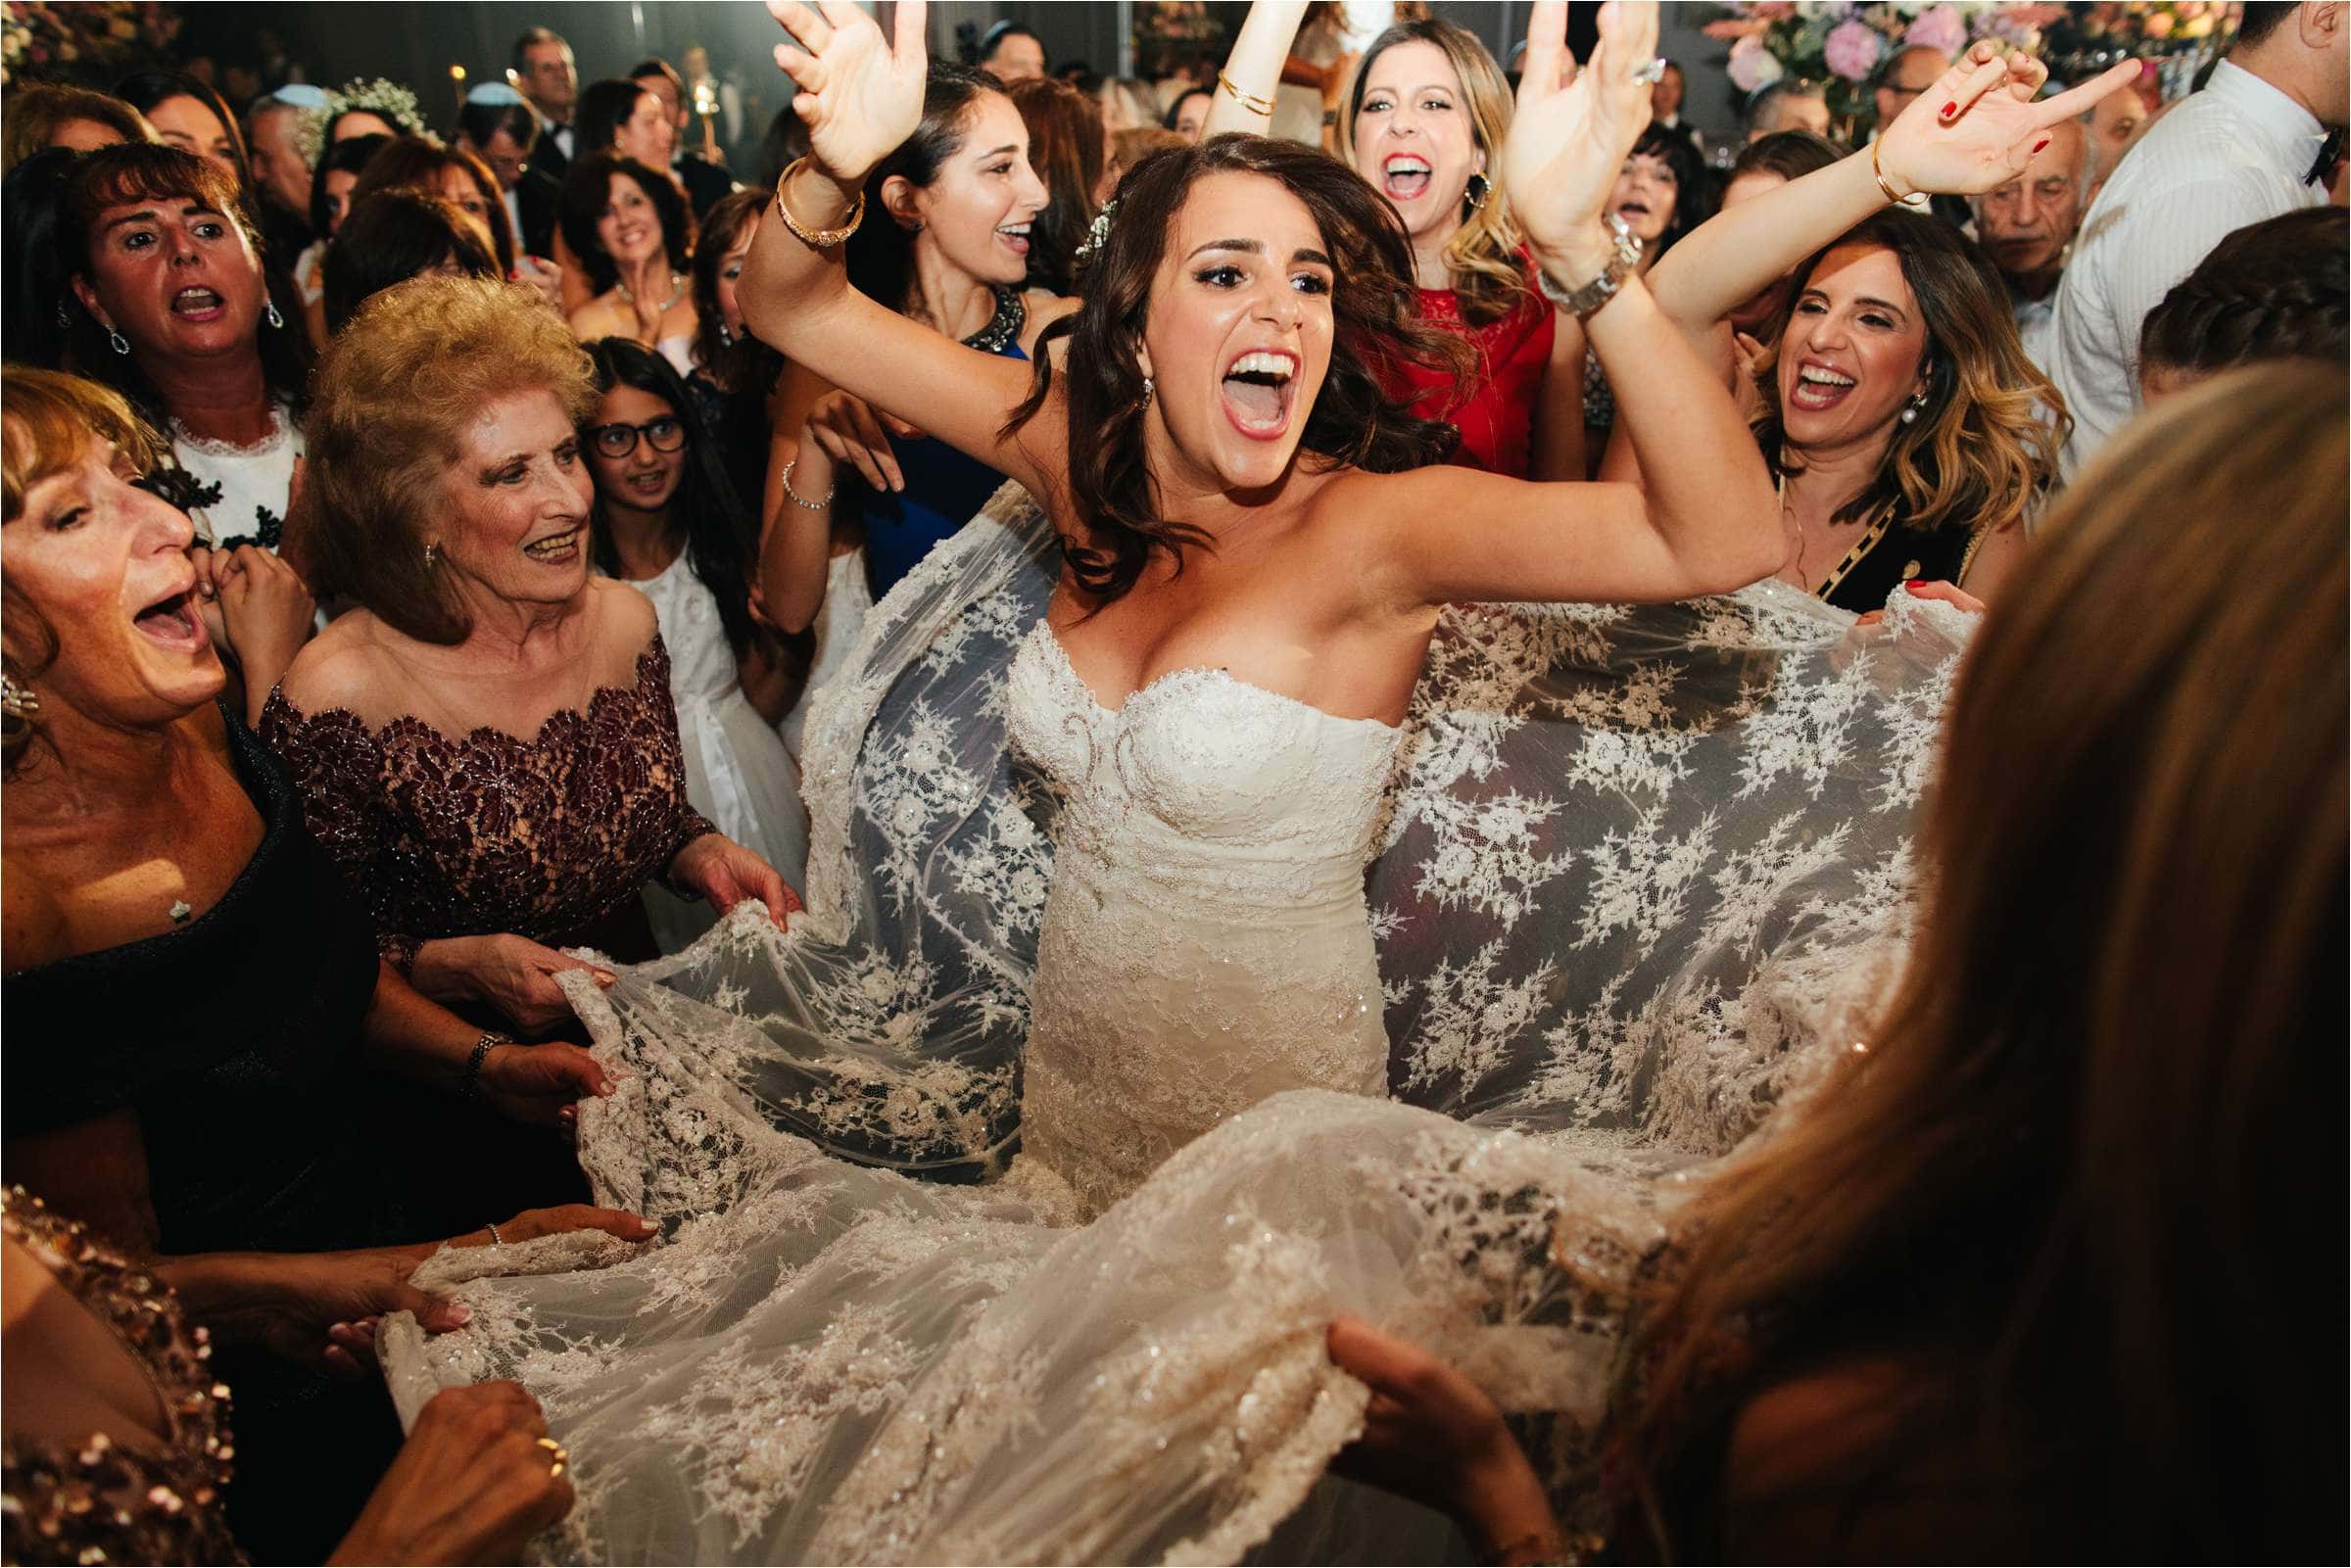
top-left (1207, 9), bottom-right (1580, 479)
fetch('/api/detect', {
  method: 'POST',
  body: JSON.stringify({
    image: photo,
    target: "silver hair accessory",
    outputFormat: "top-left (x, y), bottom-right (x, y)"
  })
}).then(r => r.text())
top-left (264, 299), bottom-right (285, 330)
top-left (1, 675), bottom-right (39, 720)
top-left (1900, 390), bottom-right (1928, 424)
top-left (1074, 198), bottom-right (1120, 269)
top-left (1632, 57), bottom-right (1669, 86)
top-left (109, 328), bottom-right (130, 356)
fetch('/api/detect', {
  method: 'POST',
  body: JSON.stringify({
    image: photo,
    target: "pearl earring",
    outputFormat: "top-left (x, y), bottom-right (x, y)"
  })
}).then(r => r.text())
top-left (1900, 392), bottom-right (1927, 425)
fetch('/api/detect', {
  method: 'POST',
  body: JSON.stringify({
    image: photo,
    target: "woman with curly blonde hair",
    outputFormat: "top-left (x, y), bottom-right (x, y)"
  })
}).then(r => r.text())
top-left (261, 276), bottom-right (795, 1061)
top-left (1208, 4), bottom-right (1583, 479)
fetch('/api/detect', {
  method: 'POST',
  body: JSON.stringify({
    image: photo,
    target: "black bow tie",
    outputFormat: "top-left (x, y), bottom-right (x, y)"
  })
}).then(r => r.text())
top-left (2310, 124), bottom-right (2345, 186)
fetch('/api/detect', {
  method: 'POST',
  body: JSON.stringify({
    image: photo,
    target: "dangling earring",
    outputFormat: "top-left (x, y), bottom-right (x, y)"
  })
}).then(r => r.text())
top-left (1463, 172), bottom-right (1490, 213)
top-left (264, 299), bottom-right (285, 330)
top-left (54, 300), bottom-right (70, 329)
top-left (717, 320), bottom-right (735, 348)
top-left (1899, 391), bottom-right (1927, 425)
top-left (1140, 376), bottom-right (1153, 410)
top-left (1, 675), bottom-right (39, 721)
top-left (109, 328), bottom-right (130, 356)
top-left (423, 542), bottom-right (439, 569)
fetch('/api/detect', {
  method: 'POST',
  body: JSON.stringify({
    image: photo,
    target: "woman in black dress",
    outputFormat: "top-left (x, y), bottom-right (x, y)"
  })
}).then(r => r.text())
top-left (0, 366), bottom-right (648, 1558)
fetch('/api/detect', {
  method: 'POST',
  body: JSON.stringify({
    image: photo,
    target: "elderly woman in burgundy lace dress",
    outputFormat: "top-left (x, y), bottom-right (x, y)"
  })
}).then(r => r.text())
top-left (263, 274), bottom-right (797, 1033)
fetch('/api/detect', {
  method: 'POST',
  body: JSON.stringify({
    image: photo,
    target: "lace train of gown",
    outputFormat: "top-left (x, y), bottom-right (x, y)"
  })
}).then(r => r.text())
top-left (380, 484), bottom-right (1972, 1563)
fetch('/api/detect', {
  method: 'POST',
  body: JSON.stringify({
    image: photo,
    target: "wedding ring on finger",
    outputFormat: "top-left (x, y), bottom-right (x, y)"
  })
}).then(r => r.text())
top-left (1632, 57), bottom-right (1668, 86)
top-left (537, 1436), bottom-right (569, 1478)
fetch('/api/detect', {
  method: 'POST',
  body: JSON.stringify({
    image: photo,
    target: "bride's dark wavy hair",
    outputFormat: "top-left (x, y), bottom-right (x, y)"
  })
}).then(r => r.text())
top-left (1007, 133), bottom-right (1470, 604)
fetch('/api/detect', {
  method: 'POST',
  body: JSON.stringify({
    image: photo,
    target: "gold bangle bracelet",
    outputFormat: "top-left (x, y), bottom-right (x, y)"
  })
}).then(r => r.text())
top-left (1216, 71), bottom-right (1276, 118)
top-left (1870, 138), bottom-right (1908, 206)
top-left (775, 156), bottom-right (867, 249)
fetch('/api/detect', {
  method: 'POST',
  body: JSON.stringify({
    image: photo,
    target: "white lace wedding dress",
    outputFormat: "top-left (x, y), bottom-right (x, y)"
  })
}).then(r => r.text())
top-left (381, 483), bottom-right (1972, 1564)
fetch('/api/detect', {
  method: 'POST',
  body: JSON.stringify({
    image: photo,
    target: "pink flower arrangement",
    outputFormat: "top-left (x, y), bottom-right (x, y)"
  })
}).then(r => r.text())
top-left (1902, 4), bottom-right (1969, 55)
top-left (1823, 18), bottom-right (1884, 81)
top-left (1727, 30), bottom-right (1787, 92)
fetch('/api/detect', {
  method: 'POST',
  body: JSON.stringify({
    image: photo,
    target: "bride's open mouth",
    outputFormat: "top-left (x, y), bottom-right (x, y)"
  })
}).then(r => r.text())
top-left (132, 585), bottom-right (208, 652)
top-left (1221, 350), bottom-right (1298, 440)
top-left (523, 526), bottom-right (584, 563)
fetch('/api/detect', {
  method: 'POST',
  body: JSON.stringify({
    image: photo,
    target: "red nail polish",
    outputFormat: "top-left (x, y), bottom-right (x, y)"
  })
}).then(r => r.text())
top-left (1942, 100), bottom-right (1957, 117)
top-left (2032, 136), bottom-right (2051, 154)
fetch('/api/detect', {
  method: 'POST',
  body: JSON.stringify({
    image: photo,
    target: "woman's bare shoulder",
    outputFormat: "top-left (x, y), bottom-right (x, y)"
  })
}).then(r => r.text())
top-left (276, 609), bottom-right (400, 718)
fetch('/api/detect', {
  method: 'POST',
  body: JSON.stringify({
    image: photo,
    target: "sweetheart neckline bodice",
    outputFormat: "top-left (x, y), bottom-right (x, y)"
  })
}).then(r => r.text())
top-left (1027, 620), bottom-right (1403, 735)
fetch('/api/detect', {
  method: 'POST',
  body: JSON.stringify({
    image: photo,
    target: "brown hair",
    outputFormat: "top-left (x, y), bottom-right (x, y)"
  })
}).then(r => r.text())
top-left (1, 84), bottom-right (158, 173)
top-left (1627, 362), bottom-right (2348, 1559)
top-left (346, 134), bottom-right (516, 274)
top-left (1009, 75), bottom-right (1107, 296)
top-left (1, 365), bottom-right (169, 772)
top-left (1752, 208), bottom-right (2062, 535)
top-left (2139, 207), bottom-right (2348, 379)
top-left (1008, 133), bottom-right (1470, 605)
top-left (1337, 18), bottom-right (1535, 327)
top-left (558, 151), bottom-right (693, 296)
top-left (690, 186), bottom-right (772, 386)
top-left (60, 144), bottom-right (313, 422)
top-left (299, 274), bottom-right (596, 642)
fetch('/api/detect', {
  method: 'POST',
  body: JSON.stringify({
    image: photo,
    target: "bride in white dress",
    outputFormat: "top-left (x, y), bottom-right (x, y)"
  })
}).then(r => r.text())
top-left (379, 6), bottom-right (2108, 1559)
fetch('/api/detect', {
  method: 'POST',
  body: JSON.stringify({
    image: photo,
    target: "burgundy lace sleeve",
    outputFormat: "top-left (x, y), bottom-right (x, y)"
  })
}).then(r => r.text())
top-left (260, 685), bottom-right (424, 974)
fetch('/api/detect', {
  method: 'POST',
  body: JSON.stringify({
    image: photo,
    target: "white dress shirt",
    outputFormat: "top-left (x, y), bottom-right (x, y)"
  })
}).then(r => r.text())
top-left (2046, 61), bottom-right (2327, 482)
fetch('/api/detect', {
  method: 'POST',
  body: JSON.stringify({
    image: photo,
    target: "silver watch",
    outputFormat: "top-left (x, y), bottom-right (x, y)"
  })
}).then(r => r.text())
top-left (1536, 215), bottom-right (1644, 320)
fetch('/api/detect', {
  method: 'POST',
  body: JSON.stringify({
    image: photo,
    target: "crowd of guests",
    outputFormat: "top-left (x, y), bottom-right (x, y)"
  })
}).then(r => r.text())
top-left (0, 0), bottom-right (2344, 1561)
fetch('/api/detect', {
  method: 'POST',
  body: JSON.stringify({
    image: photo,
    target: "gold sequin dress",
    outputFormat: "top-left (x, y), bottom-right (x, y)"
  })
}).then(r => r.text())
top-left (2, 1190), bottom-right (239, 1566)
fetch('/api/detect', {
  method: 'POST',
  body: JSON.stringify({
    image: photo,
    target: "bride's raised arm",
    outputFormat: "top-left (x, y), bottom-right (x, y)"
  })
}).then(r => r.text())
top-left (1363, 2), bottom-right (1781, 607)
top-left (742, 0), bottom-right (1067, 501)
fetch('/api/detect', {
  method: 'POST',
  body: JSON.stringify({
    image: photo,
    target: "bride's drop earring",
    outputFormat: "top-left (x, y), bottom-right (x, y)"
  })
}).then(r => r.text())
top-left (1141, 376), bottom-right (1154, 410)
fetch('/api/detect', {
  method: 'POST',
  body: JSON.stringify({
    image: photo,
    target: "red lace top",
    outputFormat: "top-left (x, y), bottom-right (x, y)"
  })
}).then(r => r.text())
top-left (259, 639), bottom-right (715, 974)
top-left (1391, 278), bottom-right (1558, 479)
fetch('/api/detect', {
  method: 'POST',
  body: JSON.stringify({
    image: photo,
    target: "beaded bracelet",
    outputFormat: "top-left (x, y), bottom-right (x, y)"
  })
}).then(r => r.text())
top-left (781, 458), bottom-right (834, 510)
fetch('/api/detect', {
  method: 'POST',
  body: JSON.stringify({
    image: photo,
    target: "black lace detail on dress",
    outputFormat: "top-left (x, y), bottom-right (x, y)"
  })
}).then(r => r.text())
top-left (259, 639), bottom-right (716, 972)
top-left (215, 504), bottom-right (285, 554)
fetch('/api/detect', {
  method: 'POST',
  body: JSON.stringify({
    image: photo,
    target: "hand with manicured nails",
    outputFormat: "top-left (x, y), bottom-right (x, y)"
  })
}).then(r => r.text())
top-left (1876, 42), bottom-right (2141, 199)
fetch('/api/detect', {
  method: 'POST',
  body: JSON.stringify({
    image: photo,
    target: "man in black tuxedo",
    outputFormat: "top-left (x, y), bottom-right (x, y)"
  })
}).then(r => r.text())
top-left (512, 26), bottom-right (579, 185)
top-left (457, 87), bottom-right (565, 261)
top-left (630, 56), bottom-right (740, 222)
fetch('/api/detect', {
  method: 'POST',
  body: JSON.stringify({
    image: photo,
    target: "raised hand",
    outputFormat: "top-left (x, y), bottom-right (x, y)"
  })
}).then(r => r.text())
top-left (766, 0), bottom-right (929, 186)
top-left (1879, 40), bottom-right (2141, 199)
top-left (1501, 0), bottom-right (1659, 257)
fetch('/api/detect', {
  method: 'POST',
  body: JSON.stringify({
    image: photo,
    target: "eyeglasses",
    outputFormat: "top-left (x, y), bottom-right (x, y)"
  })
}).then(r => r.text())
top-left (587, 416), bottom-right (687, 457)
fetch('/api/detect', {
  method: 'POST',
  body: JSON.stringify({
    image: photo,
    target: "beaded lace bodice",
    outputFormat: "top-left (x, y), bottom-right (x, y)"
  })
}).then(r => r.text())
top-left (260, 640), bottom-right (714, 972)
top-left (1005, 621), bottom-right (1404, 1215)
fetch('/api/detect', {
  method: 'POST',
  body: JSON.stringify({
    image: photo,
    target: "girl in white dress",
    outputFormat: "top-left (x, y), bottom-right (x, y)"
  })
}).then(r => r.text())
top-left (582, 337), bottom-right (808, 948)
